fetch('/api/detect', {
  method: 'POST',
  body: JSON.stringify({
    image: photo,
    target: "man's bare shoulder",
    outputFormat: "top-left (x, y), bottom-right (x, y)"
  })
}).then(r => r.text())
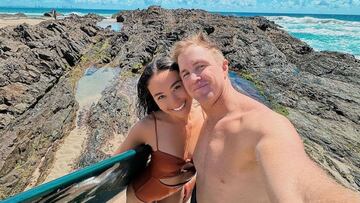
top-left (216, 105), bottom-right (271, 137)
top-left (222, 105), bottom-right (273, 132)
top-left (228, 106), bottom-right (304, 149)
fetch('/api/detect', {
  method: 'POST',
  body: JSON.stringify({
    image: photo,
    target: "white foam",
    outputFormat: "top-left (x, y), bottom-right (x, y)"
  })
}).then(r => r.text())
top-left (289, 27), bottom-right (360, 37)
top-left (266, 15), bottom-right (360, 57)
top-left (266, 16), bottom-right (360, 27)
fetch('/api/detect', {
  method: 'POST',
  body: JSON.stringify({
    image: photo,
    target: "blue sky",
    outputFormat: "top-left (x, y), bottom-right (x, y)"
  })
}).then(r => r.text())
top-left (0, 0), bottom-right (359, 15)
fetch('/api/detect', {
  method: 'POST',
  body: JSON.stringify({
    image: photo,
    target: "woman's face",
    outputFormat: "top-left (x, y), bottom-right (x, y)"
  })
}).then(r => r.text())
top-left (147, 70), bottom-right (192, 120)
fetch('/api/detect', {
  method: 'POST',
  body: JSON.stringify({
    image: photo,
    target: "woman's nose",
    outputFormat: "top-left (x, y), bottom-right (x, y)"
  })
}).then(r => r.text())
top-left (170, 92), bottom-right (179, 101)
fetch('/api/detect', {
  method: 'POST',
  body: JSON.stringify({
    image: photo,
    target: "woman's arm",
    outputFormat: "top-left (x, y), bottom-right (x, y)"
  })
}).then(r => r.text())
top-left (113, 120), bottom-right (147, 155)
top-left (183, 174), bottom-right (196, 203)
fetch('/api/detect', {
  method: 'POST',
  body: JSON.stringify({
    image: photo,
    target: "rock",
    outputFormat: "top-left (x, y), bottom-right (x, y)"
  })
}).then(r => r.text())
top-left (0, 14), bottom-right (104, 197)
top-left (116, 15), bottom-right (125, 22)
top-left (43, 13), bottom-right (52, 17)
top-left (1, 6), bottom-right (359, 199)
top-left (77, 75), bottom-right (139, 168)
top-left (203, 25), bottom-right (215, 35)
top-left (43, 10), bottom-right (63, 18)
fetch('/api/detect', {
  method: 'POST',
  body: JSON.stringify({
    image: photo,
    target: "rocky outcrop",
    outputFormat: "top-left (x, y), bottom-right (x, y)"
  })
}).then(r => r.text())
top-left (43, 10), bottom-right (63, 18)
top-left (77, 74), bottom-right (139, 168)
top-left (1, 6), bottom-right (359, 199)
top-left (0, 14), bottom-right (104, 198)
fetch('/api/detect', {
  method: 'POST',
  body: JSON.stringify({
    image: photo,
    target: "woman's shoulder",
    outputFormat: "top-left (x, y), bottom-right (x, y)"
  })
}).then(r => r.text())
top-left (126, 114), bottom-right (157, 147)
top-left (133, 114), bottom-right (155, 131)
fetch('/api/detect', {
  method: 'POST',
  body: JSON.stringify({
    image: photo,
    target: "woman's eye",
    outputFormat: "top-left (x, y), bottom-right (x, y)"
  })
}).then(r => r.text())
top-left (157, 95), bottom-right (165, 100)
top-left (174, 84), bottom-right (182, 90)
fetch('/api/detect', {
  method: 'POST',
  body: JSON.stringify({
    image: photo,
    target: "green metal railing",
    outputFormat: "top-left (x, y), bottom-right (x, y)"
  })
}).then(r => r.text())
top-left (1, 145), bottom-right (151, 203)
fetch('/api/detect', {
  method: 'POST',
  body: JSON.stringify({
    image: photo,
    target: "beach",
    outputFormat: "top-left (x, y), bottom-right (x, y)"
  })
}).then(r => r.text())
top-left (0, 14), bottom-right (49, 28)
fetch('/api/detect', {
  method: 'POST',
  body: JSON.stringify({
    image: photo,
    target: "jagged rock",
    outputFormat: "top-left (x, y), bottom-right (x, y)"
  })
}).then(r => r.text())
top-left (0, 14), bottom-right (104, 198)
top-left (43, 10), bottom-right (63, 18)
top-left (116, 15), bottom-right (125, 22)
top-left (43, 13), bottom-right (52, 17)
top-left (77, 75), bottom-right (139, 168)
top-left (1, 6), bottom-right (359, 200)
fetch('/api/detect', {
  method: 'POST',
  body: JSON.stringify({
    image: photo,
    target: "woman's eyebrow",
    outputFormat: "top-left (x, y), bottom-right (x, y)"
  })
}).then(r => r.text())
top-left (180, 69), bottom-right (188, 74)
top-left (153, 92), bottom-right (164, 97)
top-left (170, 80), bottom-right (181, 88)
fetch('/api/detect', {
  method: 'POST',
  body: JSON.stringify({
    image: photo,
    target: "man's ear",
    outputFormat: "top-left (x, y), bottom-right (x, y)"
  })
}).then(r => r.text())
top-left (222, 59), bottom-right (229, 76)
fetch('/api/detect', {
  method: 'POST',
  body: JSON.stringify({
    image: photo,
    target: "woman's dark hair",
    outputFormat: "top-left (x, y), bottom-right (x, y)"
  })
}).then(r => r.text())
top-left (137, 57), bottom-right (179, 118)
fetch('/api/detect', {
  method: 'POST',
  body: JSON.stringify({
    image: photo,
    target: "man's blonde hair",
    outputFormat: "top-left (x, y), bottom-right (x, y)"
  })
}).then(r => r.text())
top-left (171, 32), bottom-right (224, 63)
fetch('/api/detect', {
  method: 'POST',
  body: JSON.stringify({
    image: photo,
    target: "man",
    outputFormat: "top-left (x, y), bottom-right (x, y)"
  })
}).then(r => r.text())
top-left (171, 33), bottom-right (360, 202)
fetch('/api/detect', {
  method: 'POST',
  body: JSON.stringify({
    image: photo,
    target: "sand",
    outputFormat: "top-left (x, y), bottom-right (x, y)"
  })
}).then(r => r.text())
top-left (43, 119), bottom-right (89, 183)
top-left (0, 17), bottom-right (49, 28)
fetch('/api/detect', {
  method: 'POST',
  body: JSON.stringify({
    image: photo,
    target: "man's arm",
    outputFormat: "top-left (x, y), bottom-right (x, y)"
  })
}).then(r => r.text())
top-left (255, 112), bottom-right (360, 202)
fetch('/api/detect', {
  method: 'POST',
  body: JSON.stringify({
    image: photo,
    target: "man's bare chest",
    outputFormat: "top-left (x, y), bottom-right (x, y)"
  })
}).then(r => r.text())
top-left (193, 124), bottom-right (260, 175)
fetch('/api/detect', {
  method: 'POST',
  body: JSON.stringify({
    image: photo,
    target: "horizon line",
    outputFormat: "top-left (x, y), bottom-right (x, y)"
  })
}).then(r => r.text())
top-left (0, 6), bottom-right (359, 16)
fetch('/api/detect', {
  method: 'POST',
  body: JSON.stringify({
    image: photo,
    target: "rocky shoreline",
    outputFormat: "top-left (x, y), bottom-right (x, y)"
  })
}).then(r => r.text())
top-left (0, 6), bottom-right (359, 199)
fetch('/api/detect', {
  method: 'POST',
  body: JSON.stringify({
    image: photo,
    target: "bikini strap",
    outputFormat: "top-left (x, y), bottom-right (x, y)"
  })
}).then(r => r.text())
top-left (152, 112), bottom-right (159, 150)
top-left (201, 109), bottom-right (206, 119)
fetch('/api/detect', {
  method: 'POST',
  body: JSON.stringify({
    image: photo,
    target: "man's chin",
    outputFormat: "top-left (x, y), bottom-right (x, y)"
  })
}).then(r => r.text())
top-left (193, 93), bottom-right (215, 105)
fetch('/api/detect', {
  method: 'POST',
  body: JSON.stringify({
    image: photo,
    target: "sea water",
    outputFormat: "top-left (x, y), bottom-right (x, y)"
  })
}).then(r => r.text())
top-left (266, 15), bottom-right (360, 59)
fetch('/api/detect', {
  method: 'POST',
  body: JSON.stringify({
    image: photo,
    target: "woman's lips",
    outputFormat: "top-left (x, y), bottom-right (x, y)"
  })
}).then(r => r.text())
top-left (172, 102), bottom-right (186, 111)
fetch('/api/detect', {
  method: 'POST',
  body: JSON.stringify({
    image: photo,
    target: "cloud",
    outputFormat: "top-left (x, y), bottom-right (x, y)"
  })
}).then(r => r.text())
top-left (263, 0), bottom-right (359, 11)
top-left (310, 0), bottom-right (352, 8)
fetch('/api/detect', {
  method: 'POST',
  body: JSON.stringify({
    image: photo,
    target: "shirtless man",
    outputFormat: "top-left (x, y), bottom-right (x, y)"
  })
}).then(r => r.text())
top-left (171, 33), bottom-right (360, 203)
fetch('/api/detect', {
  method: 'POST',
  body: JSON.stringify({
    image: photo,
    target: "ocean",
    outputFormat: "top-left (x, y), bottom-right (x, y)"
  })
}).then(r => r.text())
top-left (1, 7), bottom-right (359, 59)
top-left (264, 14), bottom-right (360, 59)
top-left (220, 12), bottom-right (360, 59)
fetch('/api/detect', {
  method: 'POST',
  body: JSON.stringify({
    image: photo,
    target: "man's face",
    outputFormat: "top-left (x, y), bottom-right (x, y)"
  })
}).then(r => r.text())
top-left (177, 45), bottom-right (228, 106)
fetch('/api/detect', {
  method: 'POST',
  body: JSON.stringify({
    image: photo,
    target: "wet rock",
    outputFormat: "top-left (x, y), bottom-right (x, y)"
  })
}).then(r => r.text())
top-left (0, 14), bottom-right (104, 198)
top-left (1, 6), bottom-right (359, 199)
top-left (116, 15), bottom-right (125, 22)
top-left (77, 75), bottom-right (139, 168)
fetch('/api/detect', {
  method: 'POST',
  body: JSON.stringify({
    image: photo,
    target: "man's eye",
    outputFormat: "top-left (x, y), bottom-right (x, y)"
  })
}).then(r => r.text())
top-left (197, 64), bottom-right (206, 70)
top-left (182, 72), bottom-right (189, 78)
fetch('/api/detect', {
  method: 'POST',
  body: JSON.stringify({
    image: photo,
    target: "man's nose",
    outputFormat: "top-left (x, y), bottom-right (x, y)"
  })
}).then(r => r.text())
top-left (190, 72), bottom-right (200, 82)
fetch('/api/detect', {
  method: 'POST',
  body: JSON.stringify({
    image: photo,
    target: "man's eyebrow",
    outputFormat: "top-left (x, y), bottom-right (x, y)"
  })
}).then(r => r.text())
top-left (170, 80), bottom-right (181, 88)
top-left (192, 60), bottom-right (206, 66)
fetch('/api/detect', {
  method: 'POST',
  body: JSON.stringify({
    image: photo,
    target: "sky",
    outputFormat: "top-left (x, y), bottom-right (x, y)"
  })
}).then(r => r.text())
top-left (0, 0), bottom-right (359, 15)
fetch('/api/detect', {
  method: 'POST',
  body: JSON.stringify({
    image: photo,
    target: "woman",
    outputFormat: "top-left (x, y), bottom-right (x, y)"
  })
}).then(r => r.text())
top-left (114, 57), bottom-right (204, 203)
